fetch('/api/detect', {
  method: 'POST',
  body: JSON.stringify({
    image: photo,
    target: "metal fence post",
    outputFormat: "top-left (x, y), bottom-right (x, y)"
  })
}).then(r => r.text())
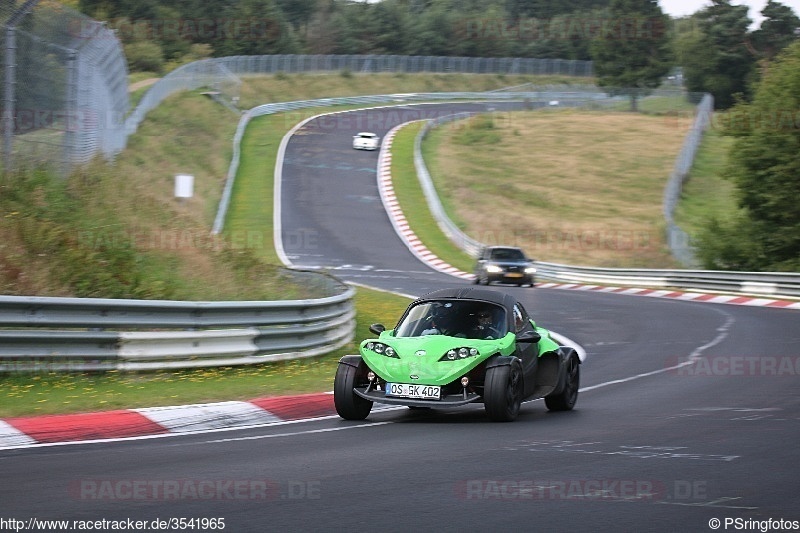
top-left (2, 0), bottom-right (42, 174)
top-left (63, 49), bottom-right (78, 169)
top-left (2, 25), bottom-right (15, 172)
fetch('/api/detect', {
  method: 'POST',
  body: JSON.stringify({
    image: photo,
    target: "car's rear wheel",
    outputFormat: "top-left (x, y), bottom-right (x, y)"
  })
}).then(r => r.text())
top-left (484, 362), bottom-right (523, 422)
top-left (545, 354), bottom-right (580, 411)
top-left (334, 362), bottom-right (373, 420)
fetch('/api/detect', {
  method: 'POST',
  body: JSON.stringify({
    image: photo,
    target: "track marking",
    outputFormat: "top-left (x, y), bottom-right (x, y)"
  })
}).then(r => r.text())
top-left (580, 308), bottom-right (734, 394)
top-left (204, 421), bottom-right (394, 444)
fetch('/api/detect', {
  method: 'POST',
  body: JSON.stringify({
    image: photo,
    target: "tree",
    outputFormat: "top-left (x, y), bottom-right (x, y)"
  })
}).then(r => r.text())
top-left (679, 0), bottom-right (754, 109)
top-left (405, 1), bottom-right (457, 56)
top-left (748, 0), bottom-right (800, 62)
top-left (589, 0), bottom-right (672, 111)
top-left (696, 41), bottom-right (800, 271)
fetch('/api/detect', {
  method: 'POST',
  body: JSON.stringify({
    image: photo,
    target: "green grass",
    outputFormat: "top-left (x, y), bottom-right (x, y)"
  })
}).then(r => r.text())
top-left (389, 122), bottom-right (476, 273)
top-left (224, 114), bottom-right (283, 264)
top-left (423, 110), bottom-right (687, 268)
top-left (609, 94), bottom-right (699, 115)
top-left (673, 126), bottom-right (738, 235)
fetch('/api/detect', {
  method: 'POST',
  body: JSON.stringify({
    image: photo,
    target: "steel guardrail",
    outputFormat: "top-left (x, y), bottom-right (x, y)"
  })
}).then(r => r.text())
top-left (0, 275), bottom-right (355, 373)
top-left (533, 262), bottom-right (800, 298)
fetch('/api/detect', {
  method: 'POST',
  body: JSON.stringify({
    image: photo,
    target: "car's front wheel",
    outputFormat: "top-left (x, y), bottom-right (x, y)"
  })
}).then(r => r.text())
top-left (544, 353), bottom-right (580, 411)
top-left (484, 362), bottom-right (523, 422)
top-left (334, 362), bottom-right (373, 420)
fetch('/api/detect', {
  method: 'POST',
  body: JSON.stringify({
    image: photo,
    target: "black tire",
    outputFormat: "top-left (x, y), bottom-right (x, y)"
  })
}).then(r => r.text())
top-left (334, 362), bottom-right (373, 420)
top-left (483, 362), bottom-right (523, 422)
top-left (545, 354), bottom-right (580, 411)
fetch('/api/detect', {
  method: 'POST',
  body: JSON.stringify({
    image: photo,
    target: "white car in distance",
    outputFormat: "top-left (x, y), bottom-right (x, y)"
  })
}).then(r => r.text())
top-left (352, 132), bottom-right (380, 151)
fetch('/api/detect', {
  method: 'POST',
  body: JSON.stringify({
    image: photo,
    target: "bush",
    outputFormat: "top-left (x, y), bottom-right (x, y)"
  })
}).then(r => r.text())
top-left (125, 41), bottom-right (165, 74)
top-left (453, 114), bottom-right (501, 145)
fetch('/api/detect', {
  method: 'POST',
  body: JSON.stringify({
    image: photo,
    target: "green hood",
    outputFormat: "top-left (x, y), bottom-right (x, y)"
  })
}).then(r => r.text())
top-left (359, 330), bottom-right (515, 386)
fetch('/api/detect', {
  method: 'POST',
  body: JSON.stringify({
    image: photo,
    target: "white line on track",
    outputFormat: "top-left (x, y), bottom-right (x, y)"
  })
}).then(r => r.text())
top-left (579, 307), bottom-right (735, 394)
top-left (203, 421), bottom-right (394, 444)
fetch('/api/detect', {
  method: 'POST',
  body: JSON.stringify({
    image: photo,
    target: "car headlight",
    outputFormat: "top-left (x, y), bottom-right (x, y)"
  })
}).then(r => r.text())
top-left (364, 342), bottom-right (400, 358)
top-left (486, 265), bottom-right (503, 273)
top-left (439, 347), bottom-right (479, 361)
top-left (525, 267), bottom-right (537, 274)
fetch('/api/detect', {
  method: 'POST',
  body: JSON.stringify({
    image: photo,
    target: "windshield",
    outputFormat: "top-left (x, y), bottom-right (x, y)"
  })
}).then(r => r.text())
top-left (490, 248), bottom-right (525, 261)
top-left (394, 300), bottom-right (507, 340)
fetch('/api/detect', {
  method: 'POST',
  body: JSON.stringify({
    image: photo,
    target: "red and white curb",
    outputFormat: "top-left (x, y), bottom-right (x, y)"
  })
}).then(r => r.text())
top-left (377, 123), bottom-right (475, 281)
top-left (538, 282), bottom-right (800, 310)
top-left (0, 393), bottom-right (340, 450)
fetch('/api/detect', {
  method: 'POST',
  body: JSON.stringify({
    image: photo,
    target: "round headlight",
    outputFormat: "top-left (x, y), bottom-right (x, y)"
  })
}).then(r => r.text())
top-left (366, 342), bottom-right (374, 351)
top-left (470, 348), bottom-right (479, 357)
top-left (458, 348), bottom-right (469, 358)
top-left (374, 343), bottom-right (384, 354)
top-left (447, 349), bottom-right (457, 360)
top-left (385, 347), bottom-right (396, 357)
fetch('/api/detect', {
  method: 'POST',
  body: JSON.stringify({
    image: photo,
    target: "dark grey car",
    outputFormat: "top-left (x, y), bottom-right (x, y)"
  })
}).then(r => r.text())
top-left (473, 246), bottom-right (536, 287)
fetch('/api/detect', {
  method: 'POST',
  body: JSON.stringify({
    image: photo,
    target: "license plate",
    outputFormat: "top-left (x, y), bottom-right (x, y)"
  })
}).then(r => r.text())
top-left (505, 272), bottom-right (523, 278)
top-left (386, 383), bottom-right (441, 400)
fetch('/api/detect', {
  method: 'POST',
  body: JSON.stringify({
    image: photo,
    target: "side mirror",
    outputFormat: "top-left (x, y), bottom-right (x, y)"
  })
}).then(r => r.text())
top-left (369, 323), bottom-right (386, 335)
top-left (516, 330), bottom-right (541, 344)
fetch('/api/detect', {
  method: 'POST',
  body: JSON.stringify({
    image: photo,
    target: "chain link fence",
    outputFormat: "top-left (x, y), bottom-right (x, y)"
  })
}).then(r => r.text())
top-left (125, 54), bottom-right (595, 137)
top-left (1, 0), bottom-right (128, 173)
top-left (663, 93), bottom-right (714, 267)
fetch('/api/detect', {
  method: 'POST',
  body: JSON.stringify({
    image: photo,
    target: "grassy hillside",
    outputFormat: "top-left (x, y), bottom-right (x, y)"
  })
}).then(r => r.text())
top-left (423, 109), bottom-right (688, 268)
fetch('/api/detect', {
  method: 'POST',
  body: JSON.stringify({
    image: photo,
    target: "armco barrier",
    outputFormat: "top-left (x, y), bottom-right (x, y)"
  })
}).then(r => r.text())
top-left (533, 262), bottom-right (800, 298)
top-left (0, 272), bottom-right (355, 373)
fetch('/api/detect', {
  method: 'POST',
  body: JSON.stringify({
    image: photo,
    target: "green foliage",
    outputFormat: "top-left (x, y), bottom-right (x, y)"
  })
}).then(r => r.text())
top-left (749, 0), bottom-right (800, 62)
top-left (696, 42), bottom-right (800, 271)
top-left (452, 114), bottom-right (502, 145)
top-left (589, 0), bottom-right (673, 110)
top-left (679, 1), bottom-right (755, 109)
top-left (74, 0), bottom-right (800, 77)
top-left (1, 167), bottom-right (176, 298)
top-left (124, 41), bottom-right (165, 73)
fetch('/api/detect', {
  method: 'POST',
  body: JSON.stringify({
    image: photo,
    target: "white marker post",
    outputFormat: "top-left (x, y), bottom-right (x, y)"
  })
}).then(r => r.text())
top-left (175, 174), bottom-right (194, 203)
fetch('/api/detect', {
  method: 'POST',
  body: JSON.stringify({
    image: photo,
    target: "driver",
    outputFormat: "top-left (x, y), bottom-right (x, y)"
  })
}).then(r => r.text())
top-left (468, 309), bottom-right (503, 339)
top-left (421, 303), bottom-right (459, 336)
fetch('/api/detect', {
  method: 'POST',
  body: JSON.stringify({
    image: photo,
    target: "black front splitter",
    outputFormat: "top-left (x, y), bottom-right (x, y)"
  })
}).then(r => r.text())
top-left (354, 388), bottom-right (482, 408)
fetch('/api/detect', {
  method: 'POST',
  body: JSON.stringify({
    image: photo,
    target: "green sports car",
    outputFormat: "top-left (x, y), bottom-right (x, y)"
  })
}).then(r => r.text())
top-left (334, 288), bottom-right (580, 422)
